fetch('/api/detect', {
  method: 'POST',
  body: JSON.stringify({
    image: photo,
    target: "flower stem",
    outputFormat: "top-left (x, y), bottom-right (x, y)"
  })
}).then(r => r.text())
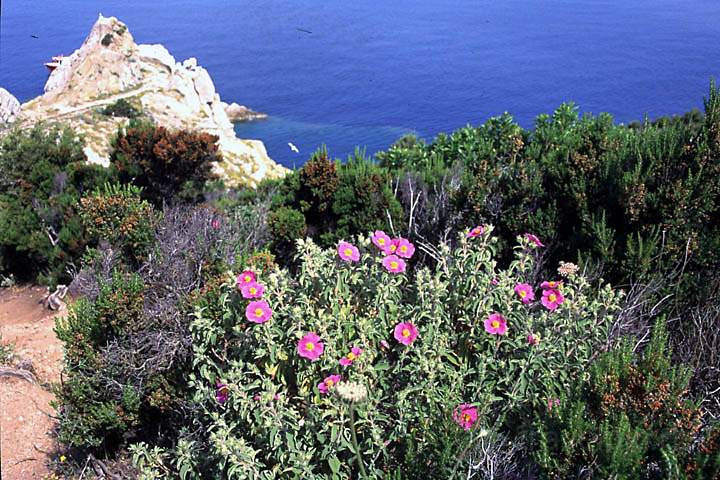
top-left (349, 405), bottom-right (369, 479)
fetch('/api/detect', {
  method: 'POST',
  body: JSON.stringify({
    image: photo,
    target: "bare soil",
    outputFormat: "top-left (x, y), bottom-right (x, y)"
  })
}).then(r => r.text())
top-left (1, 286), bottom-right (65, 479)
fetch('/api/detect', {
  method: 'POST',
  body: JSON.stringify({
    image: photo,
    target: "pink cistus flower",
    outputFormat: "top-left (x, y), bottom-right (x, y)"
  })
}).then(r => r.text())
top-left (527, 333), bottom-right (540, 346)
top-left (541, 289), bottom-right (565, 311)
top-left (245, 300), bottom-right (272, 324)
top-left (211, 219), bottom-right (221, 229)
top-left (514, 283), bottom-right (535, 304)
top-left (371, 230), bottom-right (392, 252)
top-left (386, 238), bottom-right (400, 255)
top-left (337, 241), bottom-right (360, 262)
top-left (318, 374), bottom-right (342, 394)
top-left (382, 254), bottom-right (406, 274)
top-left (525, 233), bottom-right (545, 248)
top-left (484, 313), bottom-right (508, 335)
top-left (540, 280), bottom-right (563, 291)
top-left (240, 281), bottom-right (265, 299)
top-left (339, 346), bottom-right (363, 367)
top-left (298, 332), bottom-right (324, 361)
top-left (467, 225), bottom-right (485, 238)
top-left (215, 381), bottom-right (229, 405)
top-left (395, 238), bottom-right (416, 259)
top-left (452, 403), bottom-right (478, 431)
top-left (393, 321), bottom-right (419, 345)
top-left (236, 270), bottom-right (256, 288)
top-left (491, 278), bottom-right (499, 286)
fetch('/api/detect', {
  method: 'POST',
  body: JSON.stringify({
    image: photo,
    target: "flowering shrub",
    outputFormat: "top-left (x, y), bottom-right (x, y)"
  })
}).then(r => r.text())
top-left (183, 226), bottom-right (622, 478)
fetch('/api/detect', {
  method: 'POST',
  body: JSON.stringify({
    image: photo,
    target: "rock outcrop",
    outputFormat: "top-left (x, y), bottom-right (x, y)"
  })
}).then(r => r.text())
top-left (17, 15), bottom-right (286, 185)
top-left (224, 102), bottom-right (268, 122)
top-left (0, 88), bottom-right (20, 124)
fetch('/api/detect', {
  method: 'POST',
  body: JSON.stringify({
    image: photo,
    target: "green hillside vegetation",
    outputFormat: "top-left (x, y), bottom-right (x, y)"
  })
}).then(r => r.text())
top-left (1, 83), bottom-right (719, 479)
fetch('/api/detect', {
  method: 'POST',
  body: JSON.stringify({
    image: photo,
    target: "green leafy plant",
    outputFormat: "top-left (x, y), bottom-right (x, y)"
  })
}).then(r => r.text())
top-left (80, 183), bottom-right (156, 264)
top-left (534, 321), bottom-right (720, 479)
top-left (0, 124), bottom-right (112, 285)
top-left (179, 227), bottom-right (621, 478)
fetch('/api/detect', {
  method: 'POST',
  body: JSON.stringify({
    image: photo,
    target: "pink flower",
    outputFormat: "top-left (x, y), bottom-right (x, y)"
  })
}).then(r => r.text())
top-left (540, 280), bottom-right (563, 291)
top-left (541, 289), bottom-right (565, 311)
top-left (491, 278), bottom-right (499, 286)
top-left (253, 394), bottom-right (261, 401)
top-left (339, 346), bottom-right (363, 367)
top-left (393, 322), bottom-right (419, 345)
top-left (452, 403), bottom-right (478, 431)
top-left (380, 339), bottom-right (390, 350)
top-left (395, 238), bottom-right (415, 259)
top-left (298, 332), bottom-right (324, 361)
top-left (240, 281), bottom-right (265, 299)
top-left (337, 241), bottom-right (360, 262)
top-left (527, 333), bottom-right (540, 346)
top-left (215, 381), bottom-right (229, 404)
top-left (211, 219), bottom-right (221, 229)
top-left (467, 225), bottom-right (485, 238)
top-left (484, 313), bottom-right (508, 335)
top-left (514, 283), bottom-right (535, 304)
top-left (237, 270), bottom-right (256, 287)
top-left (371, 230), bottom-right (392, 252)
top-left (525, 233), bottom-right (544, 248)
top-left (318, 374), bottom-right (342, 394)
top-left (386, 239), bottom-right (400, 255)
top-left (382, 254), bottom-right (406, 274)
top-left (245, 300), bottom-right (272, 324)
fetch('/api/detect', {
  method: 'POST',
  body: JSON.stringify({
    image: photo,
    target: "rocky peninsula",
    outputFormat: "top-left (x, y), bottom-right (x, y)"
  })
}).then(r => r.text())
top-left (2, 15), bottom-right (286, 186)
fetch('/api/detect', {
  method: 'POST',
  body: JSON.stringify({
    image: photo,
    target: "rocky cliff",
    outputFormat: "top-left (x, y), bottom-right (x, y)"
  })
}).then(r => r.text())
top-left (15, 15), bottom-right (286, 185)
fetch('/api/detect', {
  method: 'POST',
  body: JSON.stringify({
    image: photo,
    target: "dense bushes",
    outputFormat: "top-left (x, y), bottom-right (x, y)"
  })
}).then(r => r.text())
top-left (16, 84), bottom-right (720, 478)
top-left (125, 229), bottom-right (622, 478)
top-left (0, 121), bottom-right (227, 285)
top-left (0, 125), bottom-right (111, 284)
top-left (80, 183), bottom-right (156, 265)
top-left (55, 199), bottom-right (272, 456)
top-left (267, 149), bottom-right (402, 257)
top-left (261, 84), bottom-right (720, 308)
top-left (111, 120), bottom-right (222, 206)
top-left (535, 322), bottom-right (720, 478)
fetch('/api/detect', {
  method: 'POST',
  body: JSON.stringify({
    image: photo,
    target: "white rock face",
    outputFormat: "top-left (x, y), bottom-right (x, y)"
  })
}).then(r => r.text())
top-left (225, 102), bottom-right (268, 122)
top-left (0, 88), bottom-right (21, 124)
top-left (19, 15), bottom-right (286, 185)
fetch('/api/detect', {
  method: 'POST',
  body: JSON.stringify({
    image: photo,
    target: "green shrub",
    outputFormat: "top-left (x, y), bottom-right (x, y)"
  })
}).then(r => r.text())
top-left (111, 121), bottom-right (221, 206)
top-left (54, 269), bottom-right (145, 449)
top-left (101, 98), bottom-right (141, 119)
top-left (80, 183), bottom-right (156, 264)
top-left (267, 206), bottom-right (306, 258)
top-left (175, 227), bottom-right (621, 478)
top-left (0, 124), bottom-right (112, 284)
top-left (534, 321), bottom-right (720, 479)
top-left (268, 149), bottom-right (403, 262)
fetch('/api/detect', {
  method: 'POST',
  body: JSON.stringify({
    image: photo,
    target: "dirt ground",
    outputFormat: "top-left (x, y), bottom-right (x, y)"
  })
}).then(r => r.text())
top-left (1, 285), bottom-right (65, 480)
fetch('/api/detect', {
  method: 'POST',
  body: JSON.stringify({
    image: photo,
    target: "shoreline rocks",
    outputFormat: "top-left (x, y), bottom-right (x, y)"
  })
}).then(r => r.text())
top-left (14, 15), bottom-right (286, 186)
top-left (223, 102), bottom-right (268, 122)
top-left (0, 88), bottom-right (21, 124)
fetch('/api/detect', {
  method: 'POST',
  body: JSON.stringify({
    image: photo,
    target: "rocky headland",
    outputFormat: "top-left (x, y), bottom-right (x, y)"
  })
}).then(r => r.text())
top-left (1, 15), bottom-right (286, 186)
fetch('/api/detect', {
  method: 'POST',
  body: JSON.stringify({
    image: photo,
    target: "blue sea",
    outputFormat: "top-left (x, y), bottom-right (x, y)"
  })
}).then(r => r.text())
top-left (1, 1), bottom-right (720, 168)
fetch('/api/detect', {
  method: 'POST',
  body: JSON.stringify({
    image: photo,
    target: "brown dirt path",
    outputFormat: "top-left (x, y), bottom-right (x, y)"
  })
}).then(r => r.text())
top-left (1, 286), bottom-right (65, 479)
